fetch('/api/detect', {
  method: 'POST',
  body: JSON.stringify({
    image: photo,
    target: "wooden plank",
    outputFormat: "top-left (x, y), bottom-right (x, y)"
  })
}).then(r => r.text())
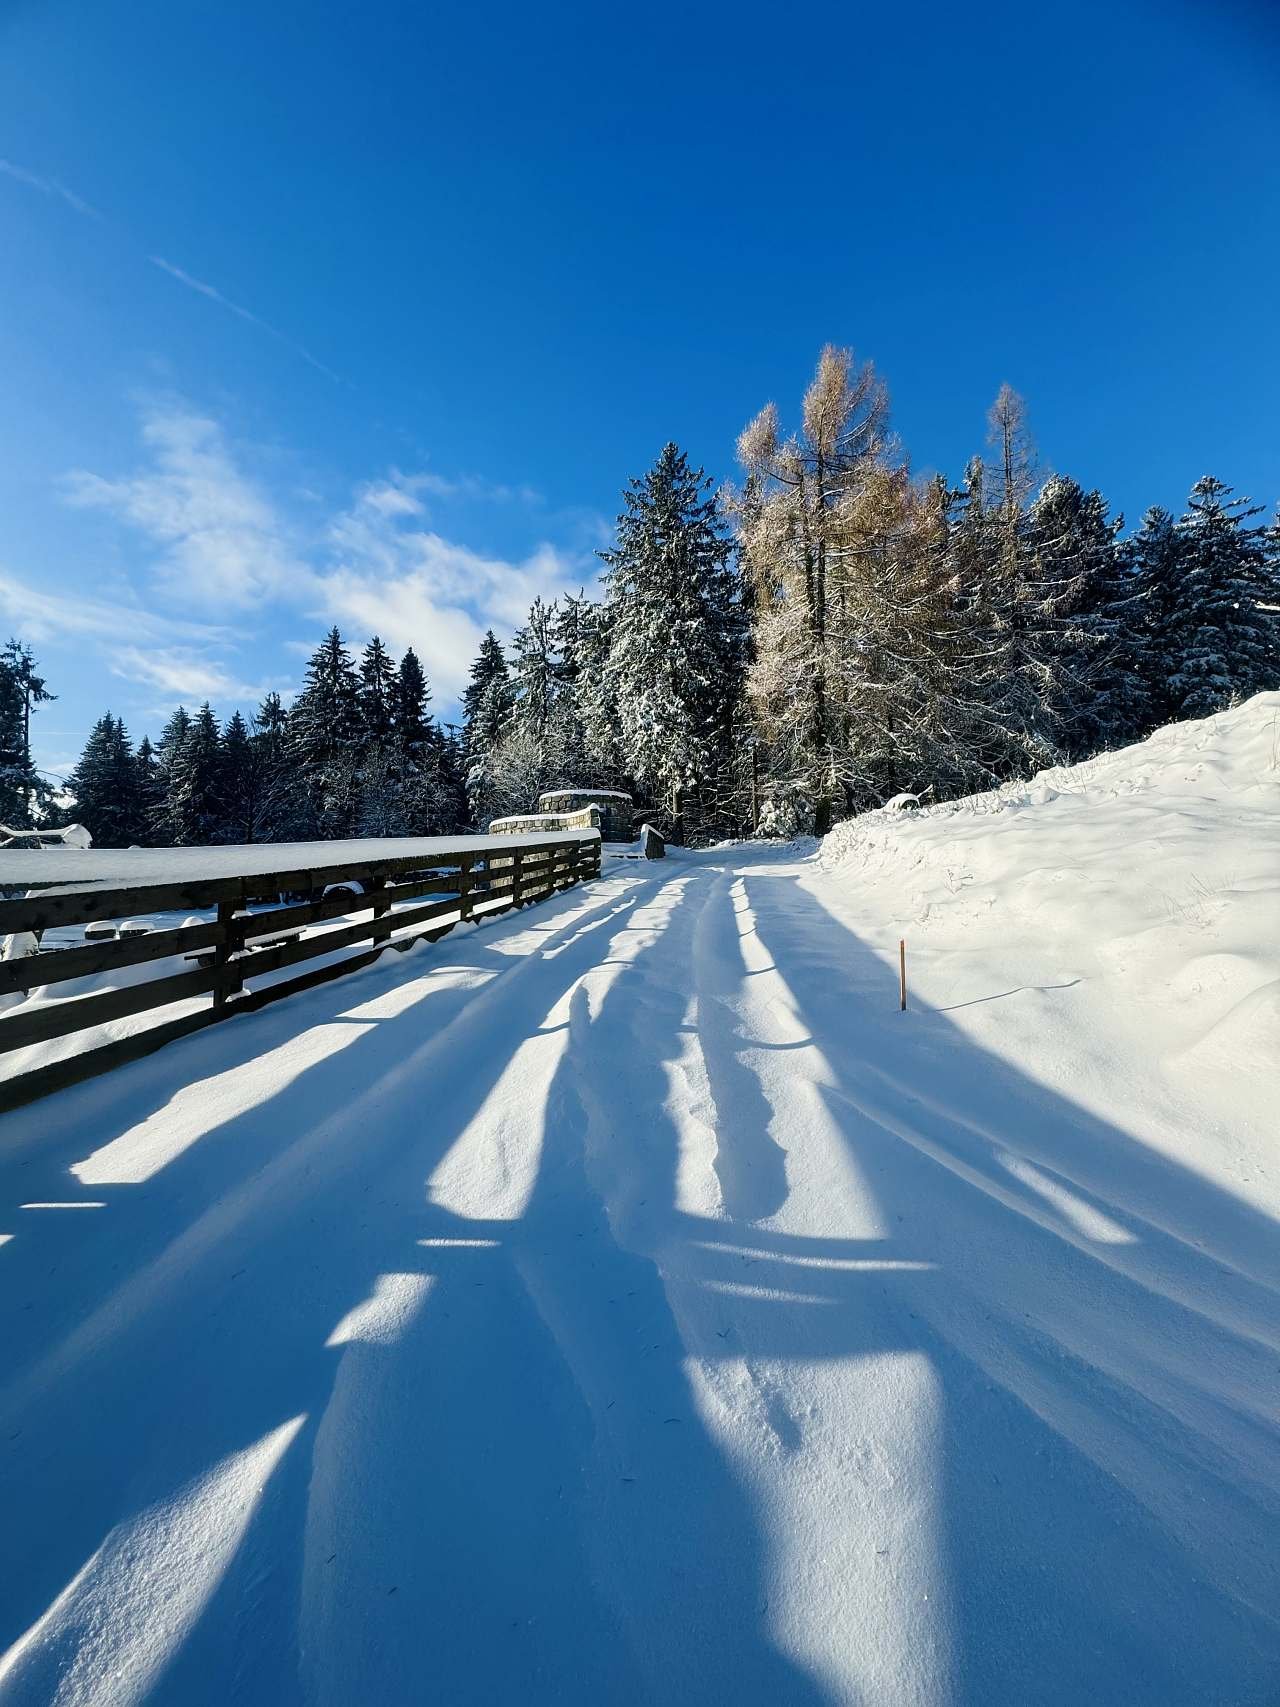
top-left (0, 920), bottom-right (225, 995)
top-left (383, 895), bottom-right (467, 936)
top-left (0, 965), bottom-right (220, 1054)
top-left (383, 869), bottom-right (465, 907)
top-left (238, 889), bottom-right (373, 939)
top-left (232, 914), bottom-right (379, 981)
top-left (0, 1007), bottom-right (223, 1116)
top-left (0, 879), bottom-right (240, 934)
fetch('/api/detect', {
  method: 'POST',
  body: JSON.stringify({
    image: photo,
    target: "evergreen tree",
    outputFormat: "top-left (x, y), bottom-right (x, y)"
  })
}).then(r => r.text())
top-left (219, 710), bottom-right (262, 842)
top-left (167, 703), bottom-right (223, 845)
top-left (0, 652), bottom-right (26, 826)
top-left (460, 630), bottom-right (514, 822)
top-left (599, 442), bottom-right (744, 837)
top-left (510, 598), bottom-right (559, 743)
top-left (288, 627), bottom-right (361, 837)
top-left (249, 692), bottom-right (291, 840)
top-left (394, 648), bottom-right (433, 755)
top-left (549, 592), bottom-right (593, 781)
top-left (255, 691), bottom-right (288, 744)
top-left (1123, 506), bottom-right (1185, 727)
top-left (150, 706), bottom-right (193, 843)
top-left (357, 635), bottom-right (398, 746)
top-left (569, 597), bottom-right (621, 785)
top-left (0, 640), bottom-right (54, 825)
top-left (1028, 475), bottom-right (1132, 757)
top-left (1166, 476), bottom-right (1279, 719)
top-left (134, 736), bottom-right (162, 845)
top-left (66, 714), bottom-right (142, 847)
top-left (461, 630), bottom-right (514, 751)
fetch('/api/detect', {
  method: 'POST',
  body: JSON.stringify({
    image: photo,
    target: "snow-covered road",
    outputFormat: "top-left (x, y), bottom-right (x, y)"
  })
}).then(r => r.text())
top-left (1, 841), bottom-right (1276, 1705)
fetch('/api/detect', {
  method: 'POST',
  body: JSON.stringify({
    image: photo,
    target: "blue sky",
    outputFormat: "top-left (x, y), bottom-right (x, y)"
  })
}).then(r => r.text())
top-left (1, 0), bottom-right (1277, 784)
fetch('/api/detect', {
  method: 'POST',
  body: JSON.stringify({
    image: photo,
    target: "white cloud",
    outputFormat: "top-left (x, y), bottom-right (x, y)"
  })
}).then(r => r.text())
top-left (0, 158), bottom-right (99, 219)
top-left (109, 646), bottom-right (273, 705)
top-left (316, 483), bottom-right (596, 700)
top-left (64, 406), bottom-right (308, 608)
top-left (0, 567), bottom-right (229, 647)
top-left (54, 399), bottom-right (603, 711)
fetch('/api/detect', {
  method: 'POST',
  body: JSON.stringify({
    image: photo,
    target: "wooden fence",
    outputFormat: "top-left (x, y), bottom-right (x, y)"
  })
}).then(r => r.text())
top-left (0, 831), bottom-right (600, 1115)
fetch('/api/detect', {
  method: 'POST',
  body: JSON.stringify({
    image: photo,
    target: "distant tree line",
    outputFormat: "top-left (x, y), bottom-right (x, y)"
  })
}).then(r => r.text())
top-left (56, 635), bottom-right (466, 848)
top-left (23, 345), bottom-right (1280, 848)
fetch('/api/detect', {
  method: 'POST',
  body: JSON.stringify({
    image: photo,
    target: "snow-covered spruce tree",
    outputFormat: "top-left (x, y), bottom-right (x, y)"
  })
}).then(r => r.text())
top-left (0, 640), bottom-right (54, 826)
top-left (167, 703), bottom-right (224, 845)
top-left (357, 635), bottom-right (398, 747)
top-left (567, 596), bottom-right (622, 786)
top-left (1165, 476), bottom-right (1279, 719)
top-left (386, 648), bottom-right (464, 834)
top-left (548, 591), bottom-right (594, 784)
top-left (133, 735), bottom-right (162, 846)
top-left (509, 597), bottom-right (559, 745)
top-left (599, 442), bottom-right (743, 840)
top-left (489, 594), bottom-right (607, 816)
top-left (150, 706), bottom-right (192, 844)
top-left (219, 710), bottom-right (268, 843)
top-left (1027, 474), bottom-right (1142, 757)
top-left (352, 634), bottom-right (402, 834)
top-left (247, 691), bottom-right (293, 841)
top-left (288, 627), bottom-right (362, 837)
top-left (67, 714), bottom-right (143, 847)
top-left (736, 347), bottom-right (890, 832)
top-left (394, 648), bottom-right (432, 757)
top-left (0, 650), bottom-right (27, 826)
top-left (460, 630), bottom-right (515, 824)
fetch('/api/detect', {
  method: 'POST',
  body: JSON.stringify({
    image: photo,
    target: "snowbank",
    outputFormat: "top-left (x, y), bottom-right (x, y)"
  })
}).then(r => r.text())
top-left (819, 690), bottom-right (1280, 1207)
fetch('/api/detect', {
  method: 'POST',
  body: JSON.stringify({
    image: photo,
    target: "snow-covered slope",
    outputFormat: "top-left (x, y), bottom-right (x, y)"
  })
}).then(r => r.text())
top-left (820, 689), bottom-right (1280, 1213)
top-left (0, 699), bottom-right (1276, 1706)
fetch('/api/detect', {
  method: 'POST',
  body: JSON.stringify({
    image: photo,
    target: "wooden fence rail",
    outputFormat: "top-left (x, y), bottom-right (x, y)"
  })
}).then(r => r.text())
top-left (0, 831), bottom-right (600, 1114)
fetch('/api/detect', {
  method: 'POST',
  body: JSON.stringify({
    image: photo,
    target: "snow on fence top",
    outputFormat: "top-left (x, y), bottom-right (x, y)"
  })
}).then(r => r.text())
top-left (0, 830), bottom-right (596, 896)
top-left (0, 829), bottom-right (603, 1114)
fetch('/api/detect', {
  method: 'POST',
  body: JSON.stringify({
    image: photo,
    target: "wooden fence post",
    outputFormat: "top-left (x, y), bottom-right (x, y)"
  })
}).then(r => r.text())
top-left (368, 875), bottom-right (391, 947)
top-left (213, 900), bottom-right (244, 1009)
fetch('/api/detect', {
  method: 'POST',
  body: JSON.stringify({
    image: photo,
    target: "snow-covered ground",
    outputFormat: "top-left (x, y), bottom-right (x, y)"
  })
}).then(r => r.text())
top-left (0, 696), bottom-right (1276, 1705)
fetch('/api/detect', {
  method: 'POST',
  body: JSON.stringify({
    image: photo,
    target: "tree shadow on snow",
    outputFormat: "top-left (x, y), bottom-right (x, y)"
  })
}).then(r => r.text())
top-left (0, 853), bottom-right (1277, 1705)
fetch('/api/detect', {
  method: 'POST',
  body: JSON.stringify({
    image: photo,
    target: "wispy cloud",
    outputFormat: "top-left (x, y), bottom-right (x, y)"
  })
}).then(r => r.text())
top-left (55, 399), bottom-right (602, 710)
top-left (0, 567), bottom-right (229, 648)
top-left (64, 405), bottom-right (309, 607)
top-left (110, 645), bottom-right (276, 705)
top-left (0, 158), bottom-right (100, 219)
top-left (412, 471), bottom-right (543, 505)
top-left (149, 257), bottom-right (340, 382)
top-left (315, 476), bottom-right (595, 698)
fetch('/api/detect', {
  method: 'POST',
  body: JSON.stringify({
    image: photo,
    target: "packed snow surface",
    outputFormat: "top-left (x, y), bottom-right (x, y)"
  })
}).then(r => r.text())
top-left (0, 696), bottom-right (1277, 1705)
